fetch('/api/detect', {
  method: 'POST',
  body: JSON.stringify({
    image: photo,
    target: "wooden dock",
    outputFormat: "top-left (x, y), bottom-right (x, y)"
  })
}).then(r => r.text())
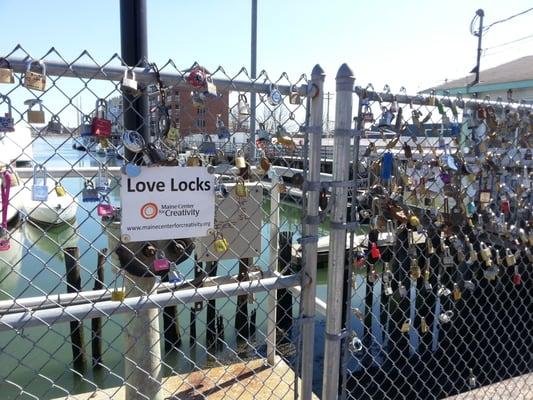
top-left (444, 373), bottom-right (532, 400)
top-left (53, 357), bottom-right (318, 400)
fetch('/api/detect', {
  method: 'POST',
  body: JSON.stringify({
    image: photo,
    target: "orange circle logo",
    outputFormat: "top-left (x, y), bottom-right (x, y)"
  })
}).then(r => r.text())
top-left (140, 202), bottom-right (158, 219)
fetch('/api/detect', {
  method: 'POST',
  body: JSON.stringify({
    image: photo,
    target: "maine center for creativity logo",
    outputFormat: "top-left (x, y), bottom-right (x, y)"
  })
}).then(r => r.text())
top-left (140, 202), bottom-right (158, 219)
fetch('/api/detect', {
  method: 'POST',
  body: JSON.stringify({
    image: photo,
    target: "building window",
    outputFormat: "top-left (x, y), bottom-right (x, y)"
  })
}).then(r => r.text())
top-left (196, 119), bottom-right (206, 128)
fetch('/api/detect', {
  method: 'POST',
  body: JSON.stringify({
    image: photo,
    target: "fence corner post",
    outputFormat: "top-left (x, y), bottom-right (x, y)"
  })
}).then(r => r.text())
top-left (300, 63), bottom-right (325, 400)
top-left (322, 63), bottom-right (355, 400)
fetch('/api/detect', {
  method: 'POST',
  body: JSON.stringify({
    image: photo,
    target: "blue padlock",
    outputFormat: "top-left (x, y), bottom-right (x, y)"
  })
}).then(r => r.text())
top-left (82, 180), bottom-right (99, 202)
top-left (31, 164), bottom-right (48, 201)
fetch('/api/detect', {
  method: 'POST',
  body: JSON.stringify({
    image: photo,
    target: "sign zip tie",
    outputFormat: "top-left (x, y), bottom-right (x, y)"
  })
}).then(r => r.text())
top-left (325, 329), bottom-right (349, 341)
top-left (330, 221), bottom-right (359, 231)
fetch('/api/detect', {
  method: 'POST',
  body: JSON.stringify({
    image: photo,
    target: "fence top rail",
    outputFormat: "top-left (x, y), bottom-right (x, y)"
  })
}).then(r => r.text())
top-left (5, 56), bottom-right (310, 96)
top-left (353, 86), bottom-right (533, 110)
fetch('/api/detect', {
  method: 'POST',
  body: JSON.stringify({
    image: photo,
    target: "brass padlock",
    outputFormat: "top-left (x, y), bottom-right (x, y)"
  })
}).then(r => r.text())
top-left (401, 319), bottom-right (411, 333)
top-left (111, 271), bottom-right (125, 302)
top-left (452, 283), bottom-right (462, 301)
top-left (505, 248), bottom-right (516, 266)
top-left (213, 232), bottom-right (228, 253)
top-left (260, 152), bottom-right (271, 172)
top-left (235, 178), bottom-right (248, 198)
top-left (0, 58), bottom-right (15, 84)
top-left (26, 100), bottom-right (45, 124)
top-left (55, 183), bottom-right (66, 197)
top-left (24, 59), bottom-right (46, 91)
top-left (420, 317), bottom-right (429, 334)
top-left (186, 151), bottom-right (202, 167)
top-left (235, 149), bottom-right (246, 169)
top-left (410, 257), bottom-right (421, 280)
top-left (479, 242), bottom-right (492, 264)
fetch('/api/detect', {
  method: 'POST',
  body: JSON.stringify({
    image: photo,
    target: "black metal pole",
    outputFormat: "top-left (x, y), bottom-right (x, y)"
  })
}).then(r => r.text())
top-left (473, 9), bottom-right (484, 85)
top-left (120, 0), bottom-right (150, 159)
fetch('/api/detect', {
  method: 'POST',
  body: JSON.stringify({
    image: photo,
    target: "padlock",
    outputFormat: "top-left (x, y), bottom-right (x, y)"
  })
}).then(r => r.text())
top-left (97, 195), bottom-right (114, 217)
top-left (479, 242), bottom-right (492, 264)
top-left (91, 99), bottom-right (112, 138)
top-left (401, 319), bottom-right (411, 333)
top-left (410, 258), bottom-right (421, 280)
top-left (111, 271), bottom-right (125, 302)
top-left (354, 248), bottom-right (366, 268)
top-left (352, 307), bottom-right (363, 320)
top-left (500, 198), bottom-right (510, 214)
top-left (442, 246), bottom-right (454, 268)
top-left (439, 310), bottom-right (453, 324)
top-left (370, 242), bottom-right (380, 260)
top-left (0, 58), bottom-right (14, 84)
top-left (467, 369), bottom-right (477, 388)
top-left (235, 149), bottom-right (246, 169)
top-left (378, 107), bottom-right (394, 127)
top-left (24, 59), bottom-right (46, 91)
top-left (398, 283), bottom-right (408, 298)
top-left (318, 188), bottom-right (328, 211)
top-left (427, 90), bottom-right (436, 107)
top-left (362, 105), bottom-right (374, 123)
top-left (423, 266), bottom-right (432, 291)
top-left (349, 333), bottom-right (363, 353)
top-left (186, 151), bottom-right (202, 167)
top-left (289, 85), bottom-right (301, 105)
top-left (144, 143), bottom-right (165, 164)
top-left (79, 115), bottom-right (93, 137)
top-left (420, 317), bottom-right (429, 334)
top-left (0, 95), bottom-right (15, 133)
top-left (169, 263), bottom-right (183, 284)
top-left (525, 247), bottom-right (533, 264)
top-left (452, 283), bottom-right (462, 301)
top-left (54, 183), bottom-right (66, 197)
top-left (384, 281), bottom-right (393, 296)
top-left (215, 115), bottom-right (230, 140)
top-left (31, 164), bottom-right (49, 201)
top-left (403, 142), bottom-right (412, 159)
top-left (82, 180), bottom-right (99, 202)
top-left (267, 84), bottom-right (282, 106)
top-left (188, 66), bottom-right (207, 88)
top-left (153, 250), bottom-right (170, 272)
top-left (96, 166), bottom-right (110, 192)
top-left (121, 69), bottom-right (139, 96)
top-left (167, 124), bottom-right (179, 143)
top-left (235, 178), bottom-right (248, 198)
top-left (47, 115), bottom-right (62, 134)
top-left (124, 162), bottom-right (142, 177)
top-left (368, 268), bottom-right (379, 283)
top-left (27, 100), bottom-right (45, 124)
top-left (505, 248), bottom-right (516, 266)
top-left (213, 232), bottom-right (228, 253)
top-left (512, 265), bottom-right (522, 285)
top-left (483, 265), bottom-right (499, 281)
top-left (204, 75), bottom-right (217, 97)
top-left (383, 219), bottom-right (396, 245)
top-left (238, 94), bottom-right (250, 115)
top-left (259, 152), bottom-right (271, 172)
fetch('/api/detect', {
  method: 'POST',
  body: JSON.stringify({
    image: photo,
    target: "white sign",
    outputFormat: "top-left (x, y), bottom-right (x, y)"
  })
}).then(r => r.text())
top-left (120, 166), bottom-right (215, 242)
top-left (195, 185), bottom-right (263, 261)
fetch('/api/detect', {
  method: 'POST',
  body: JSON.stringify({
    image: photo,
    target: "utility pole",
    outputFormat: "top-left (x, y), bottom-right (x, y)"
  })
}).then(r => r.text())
top-left (470, 9), bottom-right (484, 86)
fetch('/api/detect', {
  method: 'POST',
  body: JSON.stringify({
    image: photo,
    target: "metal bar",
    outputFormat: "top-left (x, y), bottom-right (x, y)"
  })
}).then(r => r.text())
top-left (300, 64), bottom-right (325, 400)
top-left (266, 174), bottom-right (280, 364)
top-left (322, 64), bottom-right (354, 400)
top-left (288, 286), bottom-right (327, 317)
top-left (0, 274), bottom-right (301, 331)
top-left (353, 87), bottom-right (533, 109)
top-left (6, 57), bottom-right (309, 96)
top-left (249, 0), bottom-right (258, 161)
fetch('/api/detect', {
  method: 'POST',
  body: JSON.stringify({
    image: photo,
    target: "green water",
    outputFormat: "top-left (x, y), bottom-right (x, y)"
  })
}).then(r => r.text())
top-left (0, 137), bottom-right (342, 399)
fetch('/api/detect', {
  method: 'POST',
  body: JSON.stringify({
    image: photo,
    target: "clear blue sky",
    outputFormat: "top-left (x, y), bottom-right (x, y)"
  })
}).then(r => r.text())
top-left (1, 0), bottom-right (532, 124)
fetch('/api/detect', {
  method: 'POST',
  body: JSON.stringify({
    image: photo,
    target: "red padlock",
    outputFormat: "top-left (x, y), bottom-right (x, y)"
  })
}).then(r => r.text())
top-left (370, 242), bottom-right (381, 260)
top-left (512, 266), bottom-right (522, 285)
top-left (92, 99), bottom-right (112, 138)
top-left (500, 199), bottom-right (510, 214)
top-left (187, 66), bottom-right (207, 89)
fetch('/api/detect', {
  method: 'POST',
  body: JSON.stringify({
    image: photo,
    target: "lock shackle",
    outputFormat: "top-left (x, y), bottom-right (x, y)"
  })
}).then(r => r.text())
top-left (26, 59), bottom-right (46, 75)
top-left (155, 249), bottom-right (166, 259)
top-left (100, 194), bottom-right (111, 204)
top-left (0, 58), bottom-right (11, 69)
top-left (32, 164), bottom-right (47, 185)
top-left (82, 114), bottom-right (91, 124)
top-left (0, 94), bottom-right (12, 116)
top-left (239, 93), bottom-right (248, 103)
top-left (95, 98), bottom-right (108, 119)
top-left (123, 69), bottom-right (136, 80)
top-left (50, 114), bottom-right (60, 123)
top-left (84, 179), bottom-right (95, 189)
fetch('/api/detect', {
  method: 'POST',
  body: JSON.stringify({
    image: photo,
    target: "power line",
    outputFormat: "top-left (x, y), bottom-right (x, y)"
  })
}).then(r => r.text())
top-left (483, 7), bottom-right (533, 32)
top-left (484, 33), bottom-right (533, 51)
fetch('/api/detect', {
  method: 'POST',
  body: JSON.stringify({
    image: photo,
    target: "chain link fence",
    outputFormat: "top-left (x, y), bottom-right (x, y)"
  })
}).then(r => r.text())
top-left (0, 46), bottom-right (323, 400)
top-left (325, 70), bottom-right (532, 399)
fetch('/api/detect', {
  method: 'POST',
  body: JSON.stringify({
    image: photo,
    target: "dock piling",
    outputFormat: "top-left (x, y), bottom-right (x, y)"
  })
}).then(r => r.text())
top-left (91, 248), bottom-right (107, 368)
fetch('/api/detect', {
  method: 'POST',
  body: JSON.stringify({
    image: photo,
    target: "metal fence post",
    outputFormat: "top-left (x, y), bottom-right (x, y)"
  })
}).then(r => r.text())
top-left (322, 63), bottom-right (355, 400)
top-left (267, 175), bottom-right (280, 364)
top-left (300, 64), bottom-right (325, 399)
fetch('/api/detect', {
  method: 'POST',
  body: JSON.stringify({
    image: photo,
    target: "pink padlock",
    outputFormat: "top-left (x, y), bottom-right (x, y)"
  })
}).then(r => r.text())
top-left (153, 250), bottom-right (170, 272)
top-left (97, 196), bottom-right (114, 217)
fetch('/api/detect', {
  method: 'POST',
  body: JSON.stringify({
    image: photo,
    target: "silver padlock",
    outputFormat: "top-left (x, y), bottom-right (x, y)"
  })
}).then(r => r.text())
top-left (121, 69), bottom-right (139, 96)
top-left (0, 94), bottom-right (15, 132)
top-left (442, 246), bottom-right (454, 268)
top-left (268, 84), bottom-right (282, 106)
top-left (47, 115), bottom-right (62, 134)
top-left (235, 149), bottom-right (246, 169)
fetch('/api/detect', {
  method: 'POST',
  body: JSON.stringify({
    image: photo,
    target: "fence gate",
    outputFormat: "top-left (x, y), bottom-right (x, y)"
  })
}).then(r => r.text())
top-left (322, 64), bottom-right (532, 400)
top-left (0, 46), bottom-right (322, 400)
